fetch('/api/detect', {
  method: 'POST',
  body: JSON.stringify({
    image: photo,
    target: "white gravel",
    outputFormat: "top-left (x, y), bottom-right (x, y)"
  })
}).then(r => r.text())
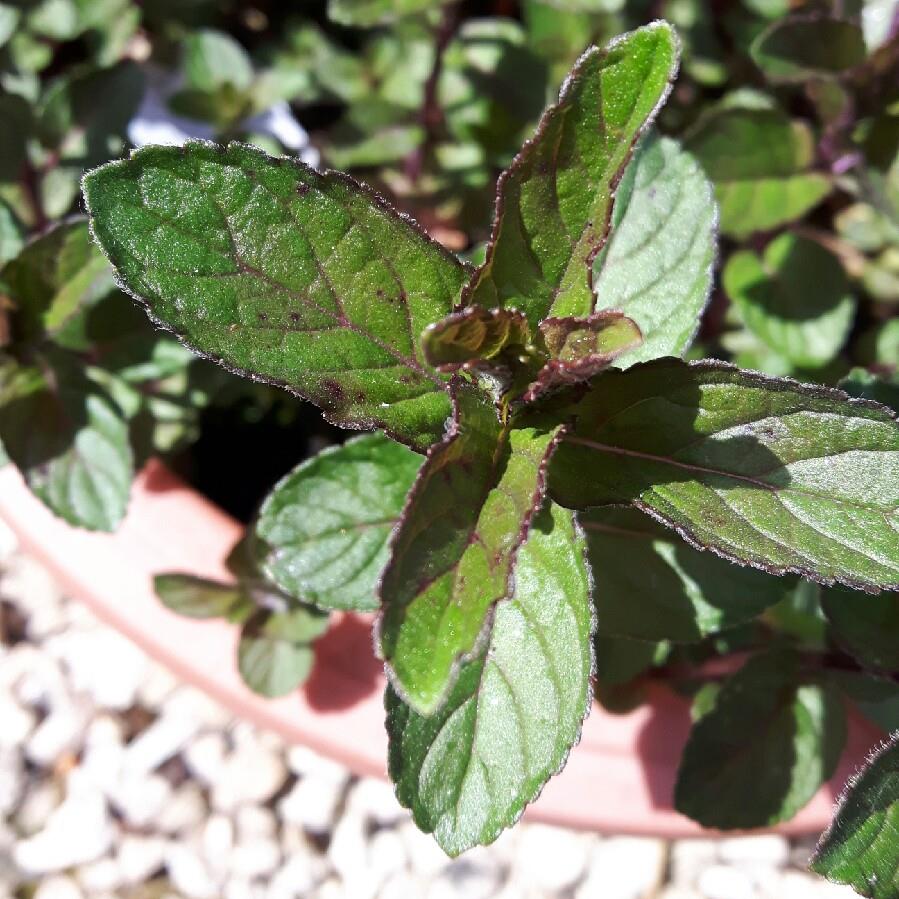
top-left (0, 533), bottom-right (859, 898)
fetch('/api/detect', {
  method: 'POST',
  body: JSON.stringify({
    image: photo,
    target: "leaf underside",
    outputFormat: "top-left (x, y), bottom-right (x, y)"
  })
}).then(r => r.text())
top-left (550, 357), bottom-right (899, 593)
top-left (462, 21), bottom-right (679, 326)
top-left (83, 141), bottom-right (469, 451)
top-left (387, 502), bottom-right (593, 856)
top-left (378, 382), bottom-right (563, 714)
top-left (592, 132), bottom-right (716, 366)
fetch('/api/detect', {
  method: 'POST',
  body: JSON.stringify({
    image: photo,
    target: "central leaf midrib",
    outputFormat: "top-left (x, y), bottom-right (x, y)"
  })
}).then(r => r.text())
top-left (121, 187), bottom-right (444, 388)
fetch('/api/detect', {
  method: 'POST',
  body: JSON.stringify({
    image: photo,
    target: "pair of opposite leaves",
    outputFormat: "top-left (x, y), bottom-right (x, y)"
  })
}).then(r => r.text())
top-left (83, 20), bottom-right (899, 723)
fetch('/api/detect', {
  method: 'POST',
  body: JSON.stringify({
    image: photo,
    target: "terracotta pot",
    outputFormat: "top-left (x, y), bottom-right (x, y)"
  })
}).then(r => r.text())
top-left (0, 460), bottom-right (880, 838)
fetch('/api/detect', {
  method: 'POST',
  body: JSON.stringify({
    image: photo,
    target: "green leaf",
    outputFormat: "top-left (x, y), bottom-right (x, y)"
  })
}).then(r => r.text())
top-left (238, 606), bottom-right (330, 698)
top-left (751, 16), bottom-right (866, 83)
top-left (592, 133), bottom-right (716, 366)
top-left (525, 312), bottom-right (643, 401)
top-left (255, 433), bottom-right (422, 612)
top-left (723, 234), bottom-right (856, 369)
top-left (811, 733), bottom-right (899, 897)
top-left (686, 108), bottom-right (831, 238)
top-left (0, 199), bottom-right (24, 267)
top-left (378, 383), bottom-right (563, 714)
top-left (422, 308), bottom-right (531, 372)
top-left (594, 633), bottom-right (670, 686)
top-left (386, 502), bottom-right (593, 856)
top-left (582, 506), bottom-right (794, 641)
top-left (823, 586), bottom-right (899, 671)
top-left (327, 0), bottom-right (449, 26)
top-left (0, 354), bottom-right (133, 531)
top-left (549, 358), bottom-right (899, 592)
top-left (182, 29), bottom-right (254, 93)
top-left (674, 650), bottom-right (846, 829)
top-left (2, 219), bottom-right (116, 347)
top-left (0, 91), bottom-right (31, 183)
top-left (462, 22), bottom-right (679, 326)
top-left (83, 141), bottom-right (469, 451)
top-left (154, 573), bottom-right (247, 620)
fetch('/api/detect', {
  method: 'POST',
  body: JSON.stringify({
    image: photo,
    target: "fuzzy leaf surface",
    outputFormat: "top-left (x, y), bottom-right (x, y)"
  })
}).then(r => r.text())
top-left (811, 734), bottom-right (899, 897)
top-left (83, 141), bottom-right (469, 451)
top-left (379, 384), bottom-right (562, 714)
top-left (462, 22), bottom-right (679, 326)
top-left (255, 433), bottom-right (423, 612)
top-left (675, 650), bottom-right (846, 829)
top-left (724, 234), bottom-right (855, 369)
top-left (0, 355), bottom-right (132, 531)
top-left (686, 108), bottom-right (831, 238)
top-left (582, 506), bottom-right (794, 641)
top-left (592, 133), bottom-right (716, 366)
top-left (386, 503), bottom-right (593, 855)
top-left (550, 358), bottom-right (899, 592)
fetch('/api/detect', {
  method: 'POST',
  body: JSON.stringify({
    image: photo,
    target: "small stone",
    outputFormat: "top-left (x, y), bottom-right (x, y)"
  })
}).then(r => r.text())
top-left (211, 742), bottom-right (287, 811)
top-left (184, 732), bottom-right (228, 785)
top-left (368, 829), bottom-right (407, 883)
top-left (515, 823), bottom-right (590, 892)
top-left (268, 854), bottom-right (328, 898)
top-left (76, 857), bottom-right (122, 893)
top-left (286, 745), bottom-right (348, 782)
top-left (231, 839), bottom-right (282, 879)
top-left (697, 864), bottom-right (756, 899)
top-left (378, 873), bottom-right (428, 899)
top-left (164, 844), bottom-right (219, 899)
top-left (670, 839), bottom-right (718, 887)
top-left (201, 814), bottom-right (234, 877)
top-left (278, 774), bottom-right (345, 835)
top-left (2, 556), bottom-right (66, 640)
top-left (399, 821), bottom-right (449, 879)
top-left (777, 870), bottom-right (858, 898)
top-left (346, 777), bottom-right (405, 826)
top-left (78, 717), bottom-right (126, 795)
top-left (25, 697), bottom-right (92, 767)
top-left (236, 805), bottom-right (278, 841)
top-left (328, 811), bottom-right (369, 892)
top-left (15, 779), bottom-right (62, 834)
top-left (13, 783), bottom-right (114, 874)
top-left (719, 835), bottom-right (790, 866)
top-left (108, 772), bottom-right (172, 827)
top-left (123, 711), bottom-right (198, 774)
top-left (47, 629), bottom-right (147, 710)
top-left (0, 695), bottom-right (36, 748)
top-left (0, 645), bottom-right (65, 703)
top-left (223, 880), bottom-right (261, 899)
top-left (135, 664), bottom-right (180, 710)
top-left (117, 835), bottom-right (167, 884)
top-left (426, 855), bottom-right (503, 899)
top-left (34, 876), bottom-right (84, 899)
top-left (576, 837), bottom-right (667, 899)
top-left (162, 686), bottom-right (232, 731)
top-left (0, 748), bottom-right (23, 817)
top-left (157, 783), bottom-right (207, 835)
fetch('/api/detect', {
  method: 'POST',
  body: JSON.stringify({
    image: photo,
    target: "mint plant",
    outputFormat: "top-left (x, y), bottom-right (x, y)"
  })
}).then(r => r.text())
top-left (82, 18), bottom-right (899, 884)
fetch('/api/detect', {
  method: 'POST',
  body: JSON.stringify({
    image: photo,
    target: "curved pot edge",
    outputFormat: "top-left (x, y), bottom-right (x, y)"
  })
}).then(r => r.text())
top-left (0, 460), bottom-right (880, 839)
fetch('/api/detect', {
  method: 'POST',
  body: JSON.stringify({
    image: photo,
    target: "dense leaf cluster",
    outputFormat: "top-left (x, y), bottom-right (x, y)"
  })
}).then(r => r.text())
top-left (0, 1), bottom-right (898, 893)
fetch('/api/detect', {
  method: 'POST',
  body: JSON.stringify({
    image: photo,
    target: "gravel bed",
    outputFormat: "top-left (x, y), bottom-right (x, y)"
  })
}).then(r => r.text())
top-left (0, 522), bottom-right (857, 899)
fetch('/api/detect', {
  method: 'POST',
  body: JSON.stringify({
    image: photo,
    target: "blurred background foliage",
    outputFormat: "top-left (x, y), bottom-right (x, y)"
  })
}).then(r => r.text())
top-left (0, 0), bottom-right (896, 523)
